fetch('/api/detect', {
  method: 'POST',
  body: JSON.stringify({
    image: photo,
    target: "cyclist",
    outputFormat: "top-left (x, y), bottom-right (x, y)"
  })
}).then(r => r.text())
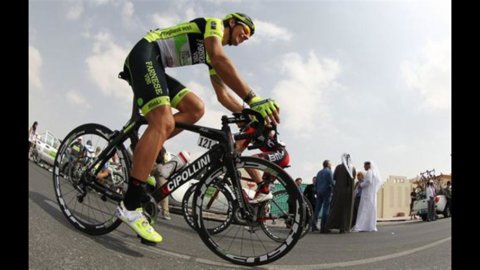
top-left (83, 140), bottom-right (96, 163)
top-left (116, 12), bottom-right (280, 245)
top-left (61, 137), bottom-right (84, 175)
top-left (235, 122), bottom-right (290, 203)
top-left (94, 146), bottom-right (110, 183)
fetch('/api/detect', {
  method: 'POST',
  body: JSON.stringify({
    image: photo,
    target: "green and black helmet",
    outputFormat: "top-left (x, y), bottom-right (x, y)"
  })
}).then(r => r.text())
top-left (223, 12), bottom-right (255, 36)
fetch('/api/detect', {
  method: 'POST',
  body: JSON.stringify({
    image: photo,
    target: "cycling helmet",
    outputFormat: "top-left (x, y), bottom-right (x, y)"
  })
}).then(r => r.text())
top-left (223, 12), bottom-right (255, 36)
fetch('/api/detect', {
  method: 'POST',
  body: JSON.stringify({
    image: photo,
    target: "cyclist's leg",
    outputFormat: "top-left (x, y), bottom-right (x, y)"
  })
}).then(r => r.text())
top-left (118, 38), bottom-right (174, 244)
top-left (166, 74), bottom-right (205, 138)
top-left (249, 149), bottom-right (289, 203)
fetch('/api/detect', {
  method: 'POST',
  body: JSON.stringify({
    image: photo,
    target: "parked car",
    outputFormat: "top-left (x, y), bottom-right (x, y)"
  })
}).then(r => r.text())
top-left (412, 191), bottom-right (450, 220)
top-left (31, 130), bottom-right (61, 170)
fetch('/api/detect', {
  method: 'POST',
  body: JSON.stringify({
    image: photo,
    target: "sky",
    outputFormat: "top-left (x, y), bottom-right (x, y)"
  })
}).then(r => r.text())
top-left (29, 0), bottom-right (451, 183)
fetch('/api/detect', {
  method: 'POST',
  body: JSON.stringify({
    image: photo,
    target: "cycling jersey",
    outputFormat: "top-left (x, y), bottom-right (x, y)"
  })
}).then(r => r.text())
top-left (144, 17), bottom-right (223, 75)
top-left (69, 141), bottom-right (84, 158)
top-left (124, 17), bottom-right (224, 115)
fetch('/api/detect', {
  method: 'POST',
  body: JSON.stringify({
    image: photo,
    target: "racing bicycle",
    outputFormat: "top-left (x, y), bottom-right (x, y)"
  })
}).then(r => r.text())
top-left (52, 105), bottom-right (305, 266)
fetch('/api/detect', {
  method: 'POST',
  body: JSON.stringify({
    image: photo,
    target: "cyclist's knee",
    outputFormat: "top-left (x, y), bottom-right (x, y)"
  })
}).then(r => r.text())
top-left (146, 106), bottom-right (175, 136)
top-left (190, 102), bottom-right (205, 122)
top-left (177, 93), bottom-right (205, 123)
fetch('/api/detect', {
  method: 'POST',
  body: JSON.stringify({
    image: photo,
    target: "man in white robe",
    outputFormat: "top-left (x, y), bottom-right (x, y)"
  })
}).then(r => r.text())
top-left (351, 161), bottom-right (384, 232)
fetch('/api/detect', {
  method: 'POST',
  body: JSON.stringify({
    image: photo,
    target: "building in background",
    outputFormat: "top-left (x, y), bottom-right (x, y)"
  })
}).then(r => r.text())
top-left (377, 175), bottom-right (411, 219)
top-left (376, 172), bottom-right (452, 219)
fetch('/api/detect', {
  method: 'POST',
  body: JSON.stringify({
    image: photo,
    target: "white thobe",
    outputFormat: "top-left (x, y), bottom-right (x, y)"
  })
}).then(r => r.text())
top-left (352, 169), bottom-right (379, 232)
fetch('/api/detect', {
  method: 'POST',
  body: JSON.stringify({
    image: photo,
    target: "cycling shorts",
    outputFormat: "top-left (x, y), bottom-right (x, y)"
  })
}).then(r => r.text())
top-left (253, 148), bottom-right (290, 168)
top-left (123, 38), bottom-right (191, 115)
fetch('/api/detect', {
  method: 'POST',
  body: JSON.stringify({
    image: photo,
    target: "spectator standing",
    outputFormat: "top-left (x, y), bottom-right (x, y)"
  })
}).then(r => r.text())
top-left (303, 177), bottom-right (316, 207)
top-left (326, 153), bottom-right (356, 233)
top-left (351, 171), bottom-right (364, 228)
top-left (410, 188), bottom-right (417, 220)
top-left (313, 160), bottom-right (334, 233)
top-left (295, 177), bottom-right (303, 193)
top-left (426, 180), bottom-right (436, 221)
top-left (351, 161), bottom-right (384, 232)
top-left (445, 181), bottom-right (452, 216)
top-left (303, 176), bottom-right (316, 229)
top-left (28, 121), bottom-right (38, 157)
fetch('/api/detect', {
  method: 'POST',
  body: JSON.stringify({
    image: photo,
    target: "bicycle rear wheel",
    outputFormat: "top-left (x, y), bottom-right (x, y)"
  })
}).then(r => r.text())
top-left (52, 123), bottom-right (131, 235)
top-left (193, 156), bottom-right (304, 266)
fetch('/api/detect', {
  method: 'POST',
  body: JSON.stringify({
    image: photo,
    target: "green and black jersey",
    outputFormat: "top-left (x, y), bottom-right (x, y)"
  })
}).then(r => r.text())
top-left (144, 17), bottom-right (224, 75)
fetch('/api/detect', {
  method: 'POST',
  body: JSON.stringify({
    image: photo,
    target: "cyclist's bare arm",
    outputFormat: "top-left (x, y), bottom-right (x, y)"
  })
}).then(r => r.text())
top-left (204, 36), bottom-right (251, 101)
top-left (210, 74), bottom-right (244, 113)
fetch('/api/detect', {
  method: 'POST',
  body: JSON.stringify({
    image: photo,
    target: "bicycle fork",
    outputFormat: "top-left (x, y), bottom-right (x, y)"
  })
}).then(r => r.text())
top-left (223, 157), bottom-right (258, 224)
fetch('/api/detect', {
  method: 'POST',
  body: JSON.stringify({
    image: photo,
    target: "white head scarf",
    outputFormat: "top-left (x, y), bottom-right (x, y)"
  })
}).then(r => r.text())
top-left (341, 153), bottom-right (354, 179)
top-left (367, 160), bottom-right (384, 192)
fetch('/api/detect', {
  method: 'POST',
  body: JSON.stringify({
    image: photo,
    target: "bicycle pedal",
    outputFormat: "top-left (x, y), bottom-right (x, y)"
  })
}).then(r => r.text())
top-left (137, 235), bottom-right (158, 246)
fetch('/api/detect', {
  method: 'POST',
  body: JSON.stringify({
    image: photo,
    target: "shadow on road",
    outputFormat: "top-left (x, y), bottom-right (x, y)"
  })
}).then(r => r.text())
top-left (29, 190), bottom-right (145, 257)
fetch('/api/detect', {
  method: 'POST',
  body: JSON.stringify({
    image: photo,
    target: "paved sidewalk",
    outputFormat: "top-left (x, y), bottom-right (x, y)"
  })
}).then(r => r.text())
top-left (377, 216), bottom-right (422, 226)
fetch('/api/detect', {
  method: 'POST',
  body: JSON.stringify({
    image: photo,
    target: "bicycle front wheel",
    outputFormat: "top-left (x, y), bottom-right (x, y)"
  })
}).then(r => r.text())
top-left (182, 182), bottom-right (199, 231)
top-left (260, 191), bottom-right (312, 241)
top-left (52, 123), bottom-right (131, 235)
top-left (193, 156), bottom-right (304, 266)
top-left (182, 180), bottom-right (234, 234)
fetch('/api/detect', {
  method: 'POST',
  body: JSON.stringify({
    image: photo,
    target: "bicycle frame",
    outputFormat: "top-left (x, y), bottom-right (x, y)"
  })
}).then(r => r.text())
top-left (82, 108), bottom-right (263, 220)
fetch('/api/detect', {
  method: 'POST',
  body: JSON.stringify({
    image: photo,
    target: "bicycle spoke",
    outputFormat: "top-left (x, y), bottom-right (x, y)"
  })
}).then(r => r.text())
top-left (53, 123), bottom-right (130, 235)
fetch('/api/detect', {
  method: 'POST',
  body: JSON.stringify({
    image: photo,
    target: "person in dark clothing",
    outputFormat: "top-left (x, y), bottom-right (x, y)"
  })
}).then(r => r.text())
top-left (303, 176), bottom-right (316, 229)
top-left (313, 160), bottom-right (334, 233)
top-left (326, 153), bottom-right (356, 233)
top-left (410, 188), bottom-right (417, 220)
top-left (445, 181), bottom-right (451, 216)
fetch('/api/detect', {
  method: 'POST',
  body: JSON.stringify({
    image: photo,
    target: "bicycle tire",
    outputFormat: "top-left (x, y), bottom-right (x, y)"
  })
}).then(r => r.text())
top-left (52, 123), bottom-right (131, 235)
top-left (302, 195), bottom-right (313, 237)
top-left (260, 190), bottom-right (313, 242)
top-left (182, 182), bottom-right (198, 231)
top-left (193, 156), bottom-right (304, 266)
top-left (258, 190), bottom-right (310, 242)
top-left (182, 180), bottom-right (234, 234)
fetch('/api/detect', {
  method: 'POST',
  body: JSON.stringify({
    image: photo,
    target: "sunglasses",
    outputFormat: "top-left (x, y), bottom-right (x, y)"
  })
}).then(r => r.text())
top-left (237, 22), bottom-right (251, 37)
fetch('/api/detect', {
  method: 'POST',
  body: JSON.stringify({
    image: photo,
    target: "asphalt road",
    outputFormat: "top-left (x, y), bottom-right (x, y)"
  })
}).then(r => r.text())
top-left (29, 161), bottom-right (451, 269)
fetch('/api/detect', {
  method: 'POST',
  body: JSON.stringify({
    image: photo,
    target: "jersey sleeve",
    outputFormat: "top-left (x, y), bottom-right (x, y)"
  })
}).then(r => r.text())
top-left (204, 18), bottom-right (223, 76)
top-left (204, 17), bottom-right (224, 39)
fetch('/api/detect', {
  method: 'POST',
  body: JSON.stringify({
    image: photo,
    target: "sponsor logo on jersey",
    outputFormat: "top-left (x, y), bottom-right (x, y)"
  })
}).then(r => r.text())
top-left (267, 152), bottom-right (284, 162)
top-left (192, 40), bottom-right (206, 64)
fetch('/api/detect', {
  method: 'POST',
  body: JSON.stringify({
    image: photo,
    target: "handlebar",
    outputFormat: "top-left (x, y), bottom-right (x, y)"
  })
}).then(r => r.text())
top-left (226, 109), bottom-right (265, 141)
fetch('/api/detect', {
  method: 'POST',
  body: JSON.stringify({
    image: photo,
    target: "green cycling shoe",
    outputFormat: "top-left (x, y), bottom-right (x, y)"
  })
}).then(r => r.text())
top-left (116, 201), bottom-right (163, 244)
